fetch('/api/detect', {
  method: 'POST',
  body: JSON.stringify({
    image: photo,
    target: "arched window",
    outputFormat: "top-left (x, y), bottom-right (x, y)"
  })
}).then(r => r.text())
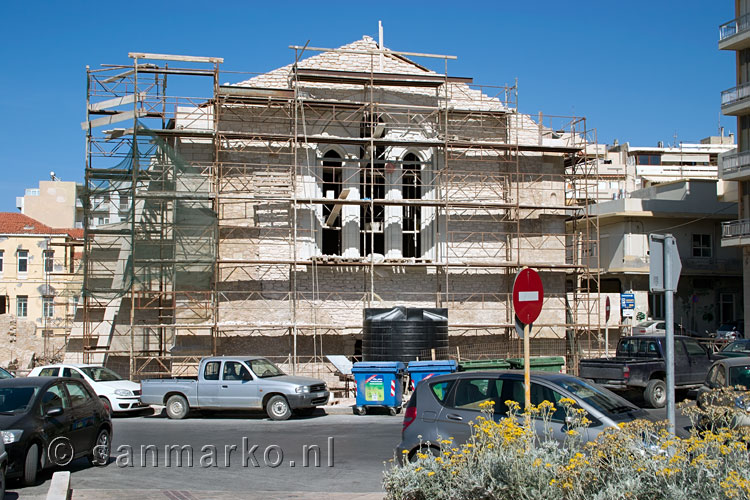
top-left (322, 150), bottom-right (342, 255)
top-left (402, 153), bottom-right (421, 258)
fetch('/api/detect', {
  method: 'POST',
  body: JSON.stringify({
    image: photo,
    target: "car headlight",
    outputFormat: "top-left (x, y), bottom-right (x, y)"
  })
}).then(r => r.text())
top-left (734, 396), bottom-right (750, 412)
top-left (295, 386), bottom-right (311, 394)
top-left (2, 429), bottom-right (23, 444)
top-left (114, 389), bottom-right (133, 397)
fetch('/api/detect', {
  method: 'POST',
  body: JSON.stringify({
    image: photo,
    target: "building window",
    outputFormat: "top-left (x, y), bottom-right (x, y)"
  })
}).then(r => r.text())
top-left (360, 146), bottom-right (386, 256)
top-left (0, 250), bottom-right (3, 273)
top-left (44, 250), bottom-right (54, 273)
top-left (321, 150), bottom-right (343, 256)
top-left (720, 293), bottom-right (736, 323)
top-left (43, 296), bottom-right (54, 318)
top-left (0, 296), bottom-right (6, 315)
top-left (17, 296), bottom-right (28, 317)
top-left (17, 250), bottom-right (28, 273)
top-left (691, 234), bottom-right (712, 258)
top-left (402, 153), bottom-right (422, 258)
top-left (636, 154), bottom-right (661, 165)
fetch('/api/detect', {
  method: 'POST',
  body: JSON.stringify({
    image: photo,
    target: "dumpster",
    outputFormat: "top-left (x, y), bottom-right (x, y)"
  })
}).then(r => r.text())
top-left (458, 359), bottom-right (512, 371)
top-left (352, 361), bottom-right (405, 415)
top-left (407, 360), bottom-right (457, 390)
top-left (506, 356), bottom-right (565, 373)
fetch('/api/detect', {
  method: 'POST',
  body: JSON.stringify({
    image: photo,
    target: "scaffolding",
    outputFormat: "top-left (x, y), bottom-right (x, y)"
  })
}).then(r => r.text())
top-left (77, 41), bottom-right (602, 379)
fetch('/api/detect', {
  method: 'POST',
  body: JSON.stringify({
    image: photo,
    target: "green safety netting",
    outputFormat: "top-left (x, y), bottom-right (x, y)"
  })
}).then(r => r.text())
top-left (83, 123), bottom-right (217, 299)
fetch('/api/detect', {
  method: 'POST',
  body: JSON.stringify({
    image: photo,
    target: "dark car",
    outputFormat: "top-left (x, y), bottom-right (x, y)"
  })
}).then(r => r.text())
top-left (397, 370), bottom-right (656, 462)
top-left (696, 357), bottom-right (750, 427)
top-left (715, 339), bottom-right (750, 359)
top-left (0, 377), bottom-right (112, 486)
top-left (716, 321), bottom-right (744, 340)
top-left (0, 367), bottom-right (13, 379)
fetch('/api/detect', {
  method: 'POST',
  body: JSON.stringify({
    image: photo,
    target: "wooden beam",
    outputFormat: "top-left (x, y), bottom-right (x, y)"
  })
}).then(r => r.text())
top-left (89, 92), bottom-right (144, 112)
top-left (128, 52), bottom-right (223, 64)
top-left (81, 110), bottom-right (146, 130)
top-left (324, 188), bottom-right (351, 227)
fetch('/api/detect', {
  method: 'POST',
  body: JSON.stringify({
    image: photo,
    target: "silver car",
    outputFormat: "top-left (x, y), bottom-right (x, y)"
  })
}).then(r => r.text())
top-left (397, 371), bottom-right (656, 462)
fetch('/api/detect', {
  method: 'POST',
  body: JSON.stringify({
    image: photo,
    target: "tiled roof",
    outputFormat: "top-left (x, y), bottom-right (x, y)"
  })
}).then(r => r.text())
top-left (0, 213), bottom-right (83, 238)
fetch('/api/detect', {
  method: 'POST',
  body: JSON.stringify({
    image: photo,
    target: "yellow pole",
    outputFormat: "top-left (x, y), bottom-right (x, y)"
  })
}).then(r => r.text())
top-left (524, 322), bottom-right (530, 410)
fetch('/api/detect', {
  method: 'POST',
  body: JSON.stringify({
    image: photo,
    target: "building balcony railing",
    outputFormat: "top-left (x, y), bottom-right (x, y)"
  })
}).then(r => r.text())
top-left (721, 82), bottom-right (750, 115)
top-left (723, 219), bottom-right (750, 238)
top-left (720, 150), bottom-right (750, 180)
top-left (720, 13), bottom-right (750, 50)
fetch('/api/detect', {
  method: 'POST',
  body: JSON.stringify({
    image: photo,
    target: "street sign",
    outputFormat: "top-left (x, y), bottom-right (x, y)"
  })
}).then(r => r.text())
top-left (512, 268), bottom-right (544, 324)
top-left (621, 293), bottom-right (635, 309)
top-left (649, 234), bottom-right (682, 292)
top-left (514, 316), bottom-right (531, 339)
top-left (605, 296), bottom-right (611, 323)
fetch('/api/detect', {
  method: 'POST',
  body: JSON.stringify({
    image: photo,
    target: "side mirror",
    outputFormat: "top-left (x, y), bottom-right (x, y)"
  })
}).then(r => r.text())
top-left (242, 371), bottom-right (253, 381)
top-left (46, 407), bottom-right (64, 417)
top-left (564, 415), bottom-right (575, 426)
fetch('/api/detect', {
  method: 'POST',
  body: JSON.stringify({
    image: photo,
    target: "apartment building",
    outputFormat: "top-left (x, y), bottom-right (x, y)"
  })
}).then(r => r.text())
top-left (719, 1), bottom-right (750, 335)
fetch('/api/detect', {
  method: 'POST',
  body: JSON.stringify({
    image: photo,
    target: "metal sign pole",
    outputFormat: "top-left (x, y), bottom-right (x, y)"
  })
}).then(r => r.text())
top-left (664, 235), bottom-right (676, 435)
top-left (524, 322), bottom-right (530, 410)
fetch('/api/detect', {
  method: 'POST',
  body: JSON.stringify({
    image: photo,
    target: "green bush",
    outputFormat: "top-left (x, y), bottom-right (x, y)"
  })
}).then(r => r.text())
top-left (384, 393), bottom-right (750, 500)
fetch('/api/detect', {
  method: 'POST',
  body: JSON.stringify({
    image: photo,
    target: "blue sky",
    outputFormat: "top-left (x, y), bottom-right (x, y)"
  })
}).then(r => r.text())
top-left (0, 1), bottom-right (737, 212)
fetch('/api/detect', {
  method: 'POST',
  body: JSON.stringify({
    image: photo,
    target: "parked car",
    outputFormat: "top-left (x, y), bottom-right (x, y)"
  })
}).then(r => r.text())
top-left (716, 322), bottom-right (744, 341)
top-left (0, 367), bottom-right (13, 379)
top-left (0, 438), bottom-right (7, 499)
top-left (0, 377), bottom-right (112, 485)
top-left (397, 370), bottom-right (656, 462)
top-left (578, 335), bottom-right (714, 408)
top-left (140, 356), bottom-right (330, 420)
top-left (696, 357), bottom-right (750, 427)
top-left (634, 321), bottom-right (706, 338)
top-left (714, 339), bottom-right (750, 359)
top-left (28, 364), bottom-right (143, 414)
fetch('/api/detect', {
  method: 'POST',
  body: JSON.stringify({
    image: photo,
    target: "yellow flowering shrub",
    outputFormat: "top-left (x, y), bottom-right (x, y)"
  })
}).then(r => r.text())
top-left (384, 388), bottom-right (750, 500)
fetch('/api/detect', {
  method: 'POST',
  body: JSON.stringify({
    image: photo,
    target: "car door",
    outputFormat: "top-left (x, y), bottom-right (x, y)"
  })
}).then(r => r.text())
top-left (62, 380), bottom-right (97, 456)
top-left (683, 338), bottom-right (713, 384)
top-left (197, 360), bottom-right (222, 408)
top-left (435, 375), bottom-right (500, 445)
top-left (673, 340), bottom-right (691, 386)
top-left (217, 361), bottom-right (258, 409)
top-left (39, 382), bottom-right (74, 463)
top-left (38, 367), bottom-right (60, 377)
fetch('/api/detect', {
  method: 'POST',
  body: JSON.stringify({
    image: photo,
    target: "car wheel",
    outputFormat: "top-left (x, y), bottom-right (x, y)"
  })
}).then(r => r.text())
top-left (644, 379), bottom-right (667, 408)
top-left (88, 428), bottom-right (111, 466)
top-left (165, 394), bottom-right (190, 420)
top-left (293, 407), bottom-right (315, 417)
top-left (99, 396), bottom-right (113, 415)
top-left (266, 395), bottom-right (292, 421)
top-left (23, 443), bottom-right (39, 486)
top-left (353, 406), bottom-right (366, 415)
top-left (389, 407), bottom-right (398, 416)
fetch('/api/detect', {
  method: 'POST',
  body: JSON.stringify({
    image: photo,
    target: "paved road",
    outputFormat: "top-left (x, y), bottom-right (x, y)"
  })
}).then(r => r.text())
top-left (6, 410), bottom-right (402, 499)
top-left (4, 404), bottom-right (697, 499)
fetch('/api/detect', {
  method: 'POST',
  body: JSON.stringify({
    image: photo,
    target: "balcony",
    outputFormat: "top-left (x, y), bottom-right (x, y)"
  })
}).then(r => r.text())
top-left (720, 150), bottom-right (750, 180)
top-left (719, 14), bottom-right (750, 50)
top-left (722, 219), bottom-right (750, 247)
top-left (721, 82), bottom-right (750, 115)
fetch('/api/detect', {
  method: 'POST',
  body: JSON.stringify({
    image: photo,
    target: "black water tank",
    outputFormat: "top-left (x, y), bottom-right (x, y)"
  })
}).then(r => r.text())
top-left (363, 307), bottom-right (448, 362)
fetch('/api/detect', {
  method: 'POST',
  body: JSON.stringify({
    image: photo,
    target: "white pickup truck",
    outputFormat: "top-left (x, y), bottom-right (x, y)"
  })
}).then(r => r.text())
top-left (140, 356), bottom-right (329, 420)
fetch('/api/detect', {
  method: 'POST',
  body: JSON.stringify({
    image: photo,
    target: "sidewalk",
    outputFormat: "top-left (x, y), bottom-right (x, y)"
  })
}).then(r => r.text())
top-left (67, 490), bottom-right (383, 499)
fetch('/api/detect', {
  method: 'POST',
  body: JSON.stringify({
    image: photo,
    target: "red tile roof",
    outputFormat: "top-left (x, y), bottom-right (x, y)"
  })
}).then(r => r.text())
top-left (0, 213), bottom-right (83, 239)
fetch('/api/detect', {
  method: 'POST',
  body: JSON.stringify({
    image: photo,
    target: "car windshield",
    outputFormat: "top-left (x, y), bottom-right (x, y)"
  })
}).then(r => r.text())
top-left (638, 321), bottom-right (658, 328)
top-left (722, 341), bottom-right (750, 353)
top-left (0, 386), bottom-right (40, 414)
top-left (555, 378), bottom-right (635, 415)
top-left (247, 359), bottom-right (285, 378)
top-left (0, 367), bottom-right (13, 379)
top-left (80, 366), bottom-right (123, 382)
top-left (729, 366), bottom-right (750, 388)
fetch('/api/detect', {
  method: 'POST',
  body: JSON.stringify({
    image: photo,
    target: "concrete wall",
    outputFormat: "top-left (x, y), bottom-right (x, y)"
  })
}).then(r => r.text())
top-left (21, 181), bottom-right (79, 229)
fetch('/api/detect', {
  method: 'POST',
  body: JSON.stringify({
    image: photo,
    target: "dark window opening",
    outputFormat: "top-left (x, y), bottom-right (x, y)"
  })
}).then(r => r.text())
top-left (322, 150), bottom-right (343, 256)
top-left (402, 153), bottom-right (422, 258)
top-left (360, 144), bottom-right (386, 256)
top-left (636, 154), bottom-right (661, 166)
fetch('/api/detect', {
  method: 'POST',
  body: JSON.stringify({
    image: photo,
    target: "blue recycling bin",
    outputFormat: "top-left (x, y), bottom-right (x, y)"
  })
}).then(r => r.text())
top-left (407, 360), bottom-right (457, 390)
top-left (351, 361), bottom-right (405, 415)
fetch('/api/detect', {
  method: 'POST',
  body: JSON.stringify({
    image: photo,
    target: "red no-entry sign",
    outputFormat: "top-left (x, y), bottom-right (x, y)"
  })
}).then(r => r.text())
top-left (512, 268), bottom-right (544, 324)
top-left (605, 296), bottom-right (611, 323)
